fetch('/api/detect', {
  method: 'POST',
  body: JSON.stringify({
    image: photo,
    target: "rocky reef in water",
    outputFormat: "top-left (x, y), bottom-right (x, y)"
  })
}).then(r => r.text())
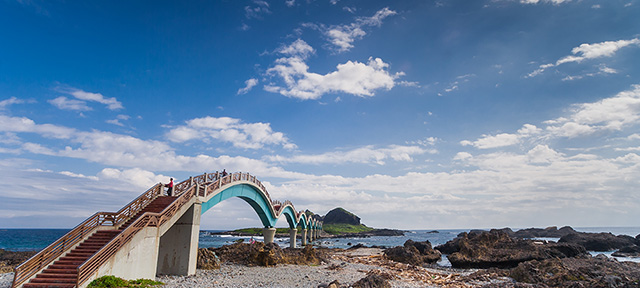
top-left (428, 227), bottom-right (640, 287)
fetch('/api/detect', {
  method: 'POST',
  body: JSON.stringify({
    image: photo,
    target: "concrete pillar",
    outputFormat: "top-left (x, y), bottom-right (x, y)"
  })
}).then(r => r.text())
top-left (263, 227), bottom-right (276, 244)
top-left (157, 203), bottom-right (201, 276)
top-left (308, 228), bottom-right (314, 242)
top-left (301, 229), bottom-right (307, 246)
top-left (289, 229), bottom-right (297, 248)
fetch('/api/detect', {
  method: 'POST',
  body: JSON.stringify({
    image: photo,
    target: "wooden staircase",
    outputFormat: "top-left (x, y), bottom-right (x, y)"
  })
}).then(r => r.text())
top-left (22, 196), bottom-right (177, 288)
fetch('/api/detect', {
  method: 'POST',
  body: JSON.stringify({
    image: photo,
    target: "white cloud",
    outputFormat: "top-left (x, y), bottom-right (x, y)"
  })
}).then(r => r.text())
top-left (166, 116), bottom-right (297, 150)
top-left (520, 0), bottom-right (571, 4)
top-left (237, 78), bottom-right (259, 95)
top-left (48, 96), bottom-right (91, 111)
top-left (324, 7), bottom-right (396, 52)
top-left (245, 0), bottom-right (271, 19)
top-left (68, 89), bottom-right (123, 110)
top-left (547, 84), bottom-right (640, 136)
top-left (464, 84), bottom-right (640, 148)
top-left (461, 124), bottom-right (540, 149)
top-left (0, 115), bottom-right (76, 139)
top-left (266, 144), bottom-right (431, 165)
top-left (0, 97), bottom-right (25, 110)
top-left (277, 39), bottom-right (315, 58)
top-left (266, 43), bottom-right (402, 100)
top-left (529, 38), bottom-right (640, 77)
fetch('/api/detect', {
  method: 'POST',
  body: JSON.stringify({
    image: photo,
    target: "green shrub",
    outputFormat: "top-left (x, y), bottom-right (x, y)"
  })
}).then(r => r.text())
top-left (87, 276), bottom-right (163, 288)
top-left (87, 275), bottom-right (127, 288)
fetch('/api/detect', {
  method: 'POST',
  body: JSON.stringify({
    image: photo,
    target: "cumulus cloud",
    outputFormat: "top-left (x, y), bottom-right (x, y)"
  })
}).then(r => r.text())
top-left (461, 124), bottom-right (541, 149)
top-left (528, 38), bottom-right (640, 77)
top-left (463, 84), bottom-right (640, 148)
top-left (166, 116), bottom-right (297, 150)
top-left (237, 78), bottom-right (259, 95)
top-left (265, 40), bottom-right (402, 100)
top-left (265, 144), bottom-right (432, 165)
top-left (547, 84), bottom-right (640, 136)
top-left (324, 7), bottom-right (396, 52)
top-left (0, 115), bottom-right (76, 139)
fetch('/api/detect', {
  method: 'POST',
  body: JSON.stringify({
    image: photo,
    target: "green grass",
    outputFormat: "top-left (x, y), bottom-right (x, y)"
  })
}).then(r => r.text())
top-left (234, 227), bottom-right (292, 234)
top-left (87, 276), bottom-right (163, 288)
top-left (322, 223), bottom-right (374, 235)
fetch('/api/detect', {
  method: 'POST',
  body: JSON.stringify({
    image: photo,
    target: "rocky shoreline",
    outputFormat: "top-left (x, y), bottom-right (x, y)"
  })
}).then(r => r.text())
top-left (3, 226), bottom-right (640, 287)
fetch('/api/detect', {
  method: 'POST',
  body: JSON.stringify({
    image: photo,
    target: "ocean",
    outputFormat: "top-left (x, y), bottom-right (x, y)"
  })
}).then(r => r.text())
top-left (2, 227), bottom-right (640, 266)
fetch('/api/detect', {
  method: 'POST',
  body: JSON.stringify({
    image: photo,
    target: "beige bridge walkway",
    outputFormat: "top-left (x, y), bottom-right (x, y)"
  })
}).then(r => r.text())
top-left (12, 172), bottom-right (322, 288)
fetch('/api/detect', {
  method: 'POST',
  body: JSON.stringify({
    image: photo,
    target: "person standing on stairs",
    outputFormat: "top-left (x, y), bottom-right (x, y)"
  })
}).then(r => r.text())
top-left (165, 178), bottom-right (174, 196)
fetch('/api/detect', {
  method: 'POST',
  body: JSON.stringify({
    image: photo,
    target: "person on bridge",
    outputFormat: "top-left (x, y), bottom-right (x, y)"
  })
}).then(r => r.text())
top-left (222, 169), bottom-right (228, 177)
top-left (165, 178), bottom-right (174, 196)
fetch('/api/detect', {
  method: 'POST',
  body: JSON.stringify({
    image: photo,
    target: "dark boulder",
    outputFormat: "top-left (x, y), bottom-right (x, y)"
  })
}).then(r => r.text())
top-left (384, 239), bottom-right (441, 265)
top-left (510, 255), bottom-right (640, 287)
top-left (445, 230), bottom-right (587, 269)
top-left (196, 248), bottom-right (221, 270)
top-left (323, 207), bottom-right (360, 225)
top-left (352, 272), bottom-right (392, 288)
top-left (612, 245), bottom-right (640, 258)
top-left (513, 226), bottom-right (577, 238)
top-left (559, 232), bottom-right (636, 251)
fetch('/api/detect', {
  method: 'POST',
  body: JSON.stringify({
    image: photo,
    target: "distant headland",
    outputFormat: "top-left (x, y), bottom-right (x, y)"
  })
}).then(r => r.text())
top-left (211, 207), bottom-right (405, 238)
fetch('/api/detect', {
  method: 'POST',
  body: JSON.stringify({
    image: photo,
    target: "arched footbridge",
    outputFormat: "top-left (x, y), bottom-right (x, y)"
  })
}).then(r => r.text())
top-left (12, 172), bottom-right (323, 288)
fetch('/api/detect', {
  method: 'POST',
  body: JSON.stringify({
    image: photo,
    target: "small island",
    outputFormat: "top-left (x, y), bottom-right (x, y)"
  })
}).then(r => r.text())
top-left (211, 207), bottom-right (404, 238)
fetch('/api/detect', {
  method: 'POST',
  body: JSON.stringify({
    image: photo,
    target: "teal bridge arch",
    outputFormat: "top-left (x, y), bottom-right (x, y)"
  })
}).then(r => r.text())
top-left (175, 172), bottom-right (323, 246)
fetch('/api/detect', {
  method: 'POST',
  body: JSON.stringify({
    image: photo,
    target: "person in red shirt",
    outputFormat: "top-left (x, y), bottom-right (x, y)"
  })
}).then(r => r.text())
top-left (165, 178), bottom-right (174, 196)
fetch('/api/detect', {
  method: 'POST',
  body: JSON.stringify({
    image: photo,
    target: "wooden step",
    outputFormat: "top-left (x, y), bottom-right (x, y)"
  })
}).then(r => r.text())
top-left (22, 283), bottom-right (76, 288)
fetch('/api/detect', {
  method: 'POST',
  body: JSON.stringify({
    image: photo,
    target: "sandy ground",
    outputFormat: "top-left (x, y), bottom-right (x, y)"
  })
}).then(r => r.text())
top-left (157, 248), bottom-right (512, 288)
top-left (1, 248), bottom-right (513, 288)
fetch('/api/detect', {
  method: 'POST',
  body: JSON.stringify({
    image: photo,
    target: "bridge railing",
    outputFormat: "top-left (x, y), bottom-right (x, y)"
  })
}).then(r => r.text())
top-left (77, 183), bottom-right (197, 286)
top-left (12, 183), bottom-right (162, 288)
top-left (14, 172), bottom-right (313, 288)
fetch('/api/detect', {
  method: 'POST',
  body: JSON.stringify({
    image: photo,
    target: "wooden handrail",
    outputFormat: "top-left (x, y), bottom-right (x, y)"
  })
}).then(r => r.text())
top-left (77, 185), bottom-right (197, 286)
top-left (13, 172), bottom-right (320, 288)
top-left (11, 183), bottom-right (162, 288)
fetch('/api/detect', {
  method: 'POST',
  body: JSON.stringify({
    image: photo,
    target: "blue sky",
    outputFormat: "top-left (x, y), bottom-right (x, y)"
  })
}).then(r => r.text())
top-left (1, 0), bottom-right (640, 230)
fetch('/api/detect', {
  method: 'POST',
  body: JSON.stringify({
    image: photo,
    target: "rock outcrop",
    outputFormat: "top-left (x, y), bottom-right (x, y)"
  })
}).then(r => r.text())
top-left (384, 239), bottom-right (441, 265)
top-left (201, 242), bottom-right (325, 267)
top-left (0, 249), bottom-right (36, 273)
top-left (323, 207), bottom-right (361, 225)
top-left (196, 248), bottom-right (221, 270)
top-left (352, 271), bottom-right (392, 288)
top-left (559, 232), bottom-right (637, 251)
top-left (612, 245), bottom-right (640, 257)
top-left (437, 230), bottom-right (586, 269)
top-left (512, 226), bottom-right (577, 238)
top-left (509, 255), bottom-right (640, 287)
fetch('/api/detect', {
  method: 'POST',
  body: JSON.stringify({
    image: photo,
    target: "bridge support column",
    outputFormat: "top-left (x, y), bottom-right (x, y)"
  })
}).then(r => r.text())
top-left (301, 229), bottom-right (307, 246)
top-left (262, 227), bottom-right (276, 244)
top-left (308, 229), bottom-right (314, 242)
top-left (157, 203), bottom-right (201, 276)
top-left (289, 229), bottom-right (297, 248)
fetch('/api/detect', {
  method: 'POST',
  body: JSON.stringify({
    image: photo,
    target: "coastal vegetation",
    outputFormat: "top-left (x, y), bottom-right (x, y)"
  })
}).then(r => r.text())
top-left (233, 227), bottom-right (292, 234)
top-left (87, 275), bottom-right (163, 288)
top-left (322, 223), bottom-right (374, 235)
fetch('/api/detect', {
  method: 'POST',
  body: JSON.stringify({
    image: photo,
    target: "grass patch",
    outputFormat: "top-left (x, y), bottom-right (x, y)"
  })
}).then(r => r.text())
top-left (323, 223), bottom-right (374, 235)
top-left (87, 276), bottom-right (163, 288)
top-left (234, 227), bottom-right (291, 234)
